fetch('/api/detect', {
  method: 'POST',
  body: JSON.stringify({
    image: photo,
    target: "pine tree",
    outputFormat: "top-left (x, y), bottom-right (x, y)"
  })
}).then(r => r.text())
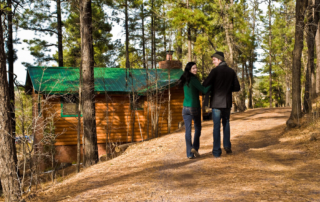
top-left (248, 0), bottom-right (260, 109)
top-left (63, 2), bottom-right (116, 67)
top-left (268, 0), bottom-right (273, 108)
top-left (6, 0), bottom-right (19, 165)
top-left (20, 0), bottom-right (64, 66)
top-left (0, 5), bottom-right (21, 201)
top-left (271, 0), bottom-right (295, 107)
top-left (287, 0), bottom-right (308, 128)
top-left (80, 0), bottom-right (99, 167)
top-left (303, 0), bottom-right (320, 113)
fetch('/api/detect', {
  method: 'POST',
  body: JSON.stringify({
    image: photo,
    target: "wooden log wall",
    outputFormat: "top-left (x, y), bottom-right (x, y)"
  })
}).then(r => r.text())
top-left (33, 86), bottom-right (187, 147)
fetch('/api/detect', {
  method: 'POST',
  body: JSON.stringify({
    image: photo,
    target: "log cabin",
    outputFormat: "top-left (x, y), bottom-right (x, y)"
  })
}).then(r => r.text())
top-left (25, 58), bottom-right (203, 164)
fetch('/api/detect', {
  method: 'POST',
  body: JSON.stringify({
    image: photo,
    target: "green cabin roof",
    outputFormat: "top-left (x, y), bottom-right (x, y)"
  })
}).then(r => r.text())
top-left (26, 66), bottom-right (183, 94)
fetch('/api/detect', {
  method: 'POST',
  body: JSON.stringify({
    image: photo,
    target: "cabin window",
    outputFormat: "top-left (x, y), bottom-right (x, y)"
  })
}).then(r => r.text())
top-left (130, 95), bottom-right (144, 110)
top-left (61, 95), bottom-right (81, 117)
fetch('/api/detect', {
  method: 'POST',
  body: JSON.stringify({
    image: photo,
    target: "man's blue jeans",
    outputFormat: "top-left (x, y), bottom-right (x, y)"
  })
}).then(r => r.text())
top-left (182, 107), bottom-right (201, 158)
top-left (212, 108), bottom-right (231, 157)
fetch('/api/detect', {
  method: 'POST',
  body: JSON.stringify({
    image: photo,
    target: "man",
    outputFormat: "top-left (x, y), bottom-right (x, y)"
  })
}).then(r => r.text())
top-left (203, 51), bottom-right (240, 158)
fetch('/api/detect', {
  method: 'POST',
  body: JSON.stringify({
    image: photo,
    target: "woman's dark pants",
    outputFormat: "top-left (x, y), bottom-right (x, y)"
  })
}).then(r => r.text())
top-left (182, 107), bottom-right (201, 158)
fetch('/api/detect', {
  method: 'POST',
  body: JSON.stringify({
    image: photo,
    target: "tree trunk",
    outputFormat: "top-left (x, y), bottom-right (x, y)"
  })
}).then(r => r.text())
top-left (268, 0), bottom-right (272, 108)
top-left (168, 67), bottom-right (171, 134)
top-left (303, 0), bottom-right (320, 113)
top-left (312, 0), bottom-right (320, 98)
top-left (285, 72), bottom-right (290, 106)
top-left (7, 0), bottom-right (18, 165)
top-left (151, 0), bottom-right (154, 69)
top-left (125, 0), bottom-right (130, 69)
top-left (57, 0), bottom-right (63, 67)
top-left (0, 10), bottom-right (21, 201)
top-left (176, 29), bottom-right (183, 61)
top-left (153, 20), bottom-right (156, 69)
top-left (141, 4), bottom-right (146, 69)
top-left (131, 93), bottom-right (135, 142)
top-left (77, 79), bottom-right (82, 172)
top-left (79, 18), bottom-right (86, 165)
top-left (80, 0), bottom-right (98, 167)
top-left (284, 10), bottom-right (291, 107)
top-left (287, 0), bottom-right (308, 128)
top-left (78, 40), bottom-right (83, 169)
top-left (316, 22), bottom-right (320, 95)
top-left (312, 69), bottom-right (316, 98)
top-left (304, 53), bottom-right (311, 113)
top-left (240, 62), bottom-right (247, 111)
top-left (248, 0), bottom-right (257, 109)
top-left (223, 0), bottom-right (234, 69)
top-left (187, 0), bottom-right (192, 62)
top-left (187, 28), bottom-right (192, 62)
top-left (163, 10), bottom-right (167, 61)
top-left (248, 59), bottom-right (253, 108)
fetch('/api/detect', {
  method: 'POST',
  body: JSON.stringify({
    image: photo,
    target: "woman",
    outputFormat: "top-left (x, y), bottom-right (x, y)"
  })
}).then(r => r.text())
top-left (179, 62), bottom-right (211, 159)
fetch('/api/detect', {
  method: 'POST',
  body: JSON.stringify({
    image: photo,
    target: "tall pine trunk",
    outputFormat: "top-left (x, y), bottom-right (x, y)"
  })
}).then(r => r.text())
top-left (224, 0), bottom-right (234, 69)
top-left (187, 0), bottom-right (192, 62)
top-left (80, 0), bottom-right (98, 167)
top-left (57, 0), bottom-right (63, 67)
top-left (287, 0), bottom-right (308, 127)
top-left (284, 6), bottom-right (291, 107)
top-left (141, 3), bottom-right (146, 69)
top-left (125, 0), bottom-right (130, 69)
top-left (0, 9), bottom-right (21, 201)
top-left (176, 29), bottom-right (183, 61)
top-left (285, 70), bottom-right (291, 106)
top-left (163, 7), bottom-right (166, 60)
top-left (248, 0), bottom-right (257, 109)
top-left (153, 18), bottom-right (156, 69)
top-left (7, 0), bottom-right (18, 165)
top-left (316, 22), bottom-right (320, 95)
top-left (187, 27), bottom-right (191, 62)
top-left (241, 62), bottom-right (246, 111)
top-left (268, 0), bottom-right (273, 108)
top-left (151, 0), bottom-right (154, 69)
top-left (303, 0), bottom-right (320, 113)
top-left (312, 0), bottom-right (320, 98)
top-left (77, 61), bottom-right (83, 172)
top-left (248, 60), bottom-right (254, 109)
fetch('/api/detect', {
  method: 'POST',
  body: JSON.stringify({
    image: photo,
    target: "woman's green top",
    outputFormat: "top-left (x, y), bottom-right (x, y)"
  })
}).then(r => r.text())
top-left (183, 76), bottom-right (212, 108)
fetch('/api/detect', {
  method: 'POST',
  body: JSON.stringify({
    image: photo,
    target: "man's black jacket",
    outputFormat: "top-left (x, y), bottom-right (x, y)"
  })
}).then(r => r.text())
top-left (203, 62), bottom-right (240, 108)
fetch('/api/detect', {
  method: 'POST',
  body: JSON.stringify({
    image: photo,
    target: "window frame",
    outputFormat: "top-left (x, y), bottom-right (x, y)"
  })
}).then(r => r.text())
top-left (130, 94), bottom-right (144, 111)
top-left (60, 96), bottom-right (82, 117)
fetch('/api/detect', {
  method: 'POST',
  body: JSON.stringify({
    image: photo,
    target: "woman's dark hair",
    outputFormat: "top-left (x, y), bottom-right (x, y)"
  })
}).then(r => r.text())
top-left (178, 62), bottom-right (197, 87)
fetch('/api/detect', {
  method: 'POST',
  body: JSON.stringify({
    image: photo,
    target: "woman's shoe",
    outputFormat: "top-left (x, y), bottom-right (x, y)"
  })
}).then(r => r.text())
top-left (188, 155), bottom-right (195, 159)
top-left (191, 148), bottom-right (200, 157)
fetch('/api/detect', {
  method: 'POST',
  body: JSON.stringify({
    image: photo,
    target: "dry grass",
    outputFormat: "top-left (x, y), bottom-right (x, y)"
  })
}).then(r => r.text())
top-left (2, 107), bottom-right (320, 201)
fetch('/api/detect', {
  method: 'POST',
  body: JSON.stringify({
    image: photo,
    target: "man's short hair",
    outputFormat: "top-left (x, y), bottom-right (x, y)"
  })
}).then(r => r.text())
top-left (211, 52), bottom-right (224, 61)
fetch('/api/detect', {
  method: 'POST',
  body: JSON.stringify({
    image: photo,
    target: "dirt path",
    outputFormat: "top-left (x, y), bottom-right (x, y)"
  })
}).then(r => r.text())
top-left (31, 108), bottom-right (320, 201)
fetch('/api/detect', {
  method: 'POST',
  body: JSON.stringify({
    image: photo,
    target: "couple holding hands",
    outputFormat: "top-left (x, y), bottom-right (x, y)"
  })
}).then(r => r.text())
top-left (179, 51), bottom-right (240, 159)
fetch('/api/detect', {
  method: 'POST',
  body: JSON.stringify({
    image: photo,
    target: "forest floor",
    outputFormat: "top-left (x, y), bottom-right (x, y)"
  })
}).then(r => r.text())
top-left (16, 108), bottom-right (320, 201)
